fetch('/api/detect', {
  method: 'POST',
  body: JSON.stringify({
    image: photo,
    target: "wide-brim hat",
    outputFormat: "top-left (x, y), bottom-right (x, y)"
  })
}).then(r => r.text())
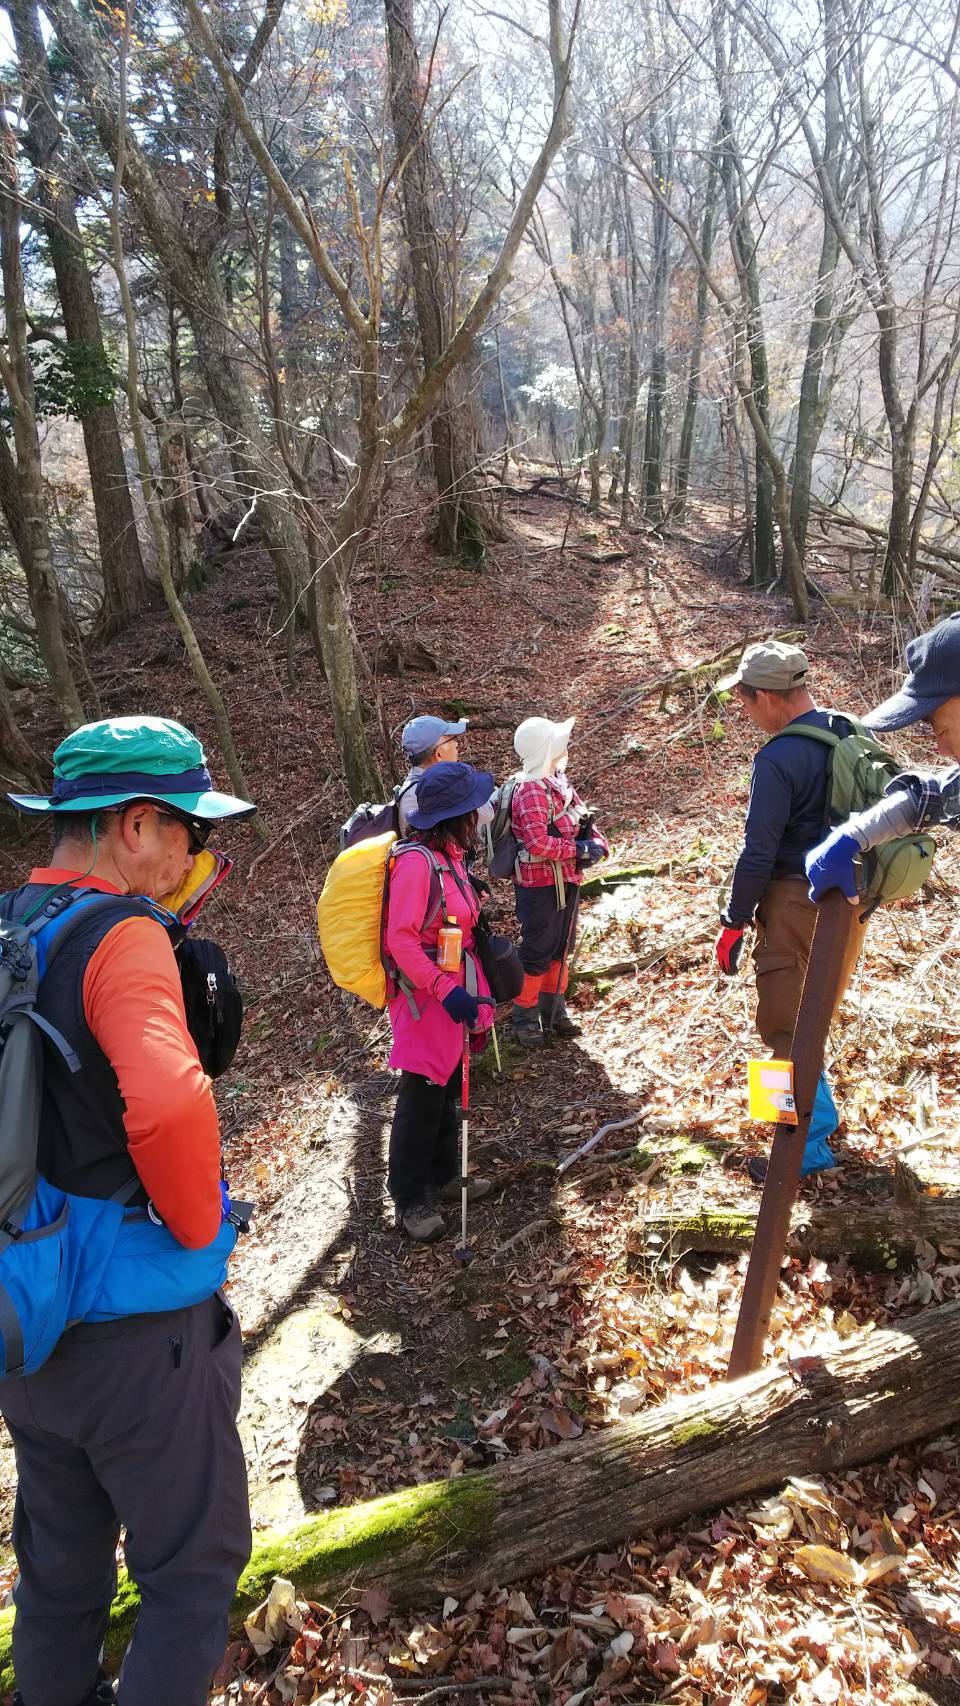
top-left (866, 614), bottom-right (960, 733)
top-left (406, 762), bottom-right (495, 829)
top-left (514, 715), bottom-right (575, 778)
top-left (7, 715), bottom-right (256, 820)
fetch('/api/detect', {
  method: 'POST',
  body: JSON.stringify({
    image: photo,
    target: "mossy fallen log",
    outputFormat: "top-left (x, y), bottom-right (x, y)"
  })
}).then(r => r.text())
top-left (630, 1200), bottom-right (960, 1270)
top-left (4, 1298), bottom-right (960, 1687)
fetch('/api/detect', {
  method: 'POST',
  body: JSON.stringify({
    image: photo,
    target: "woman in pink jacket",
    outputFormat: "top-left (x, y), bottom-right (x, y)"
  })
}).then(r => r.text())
top-left (384, 762), bottom-right (497, 1242)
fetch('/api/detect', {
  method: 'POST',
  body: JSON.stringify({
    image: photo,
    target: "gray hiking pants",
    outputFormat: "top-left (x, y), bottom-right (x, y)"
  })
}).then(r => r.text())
top-left (0, 1293), bottom-right (251, 1706)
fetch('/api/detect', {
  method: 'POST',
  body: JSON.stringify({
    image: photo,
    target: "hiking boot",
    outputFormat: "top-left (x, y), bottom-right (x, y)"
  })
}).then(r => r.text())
top-left (538, 992), bottom-right (581, 1039)
top-left (395, 1200), bottom-right (446, 1241)
top-left (510, 1005), bottom-right (544, 1047)
top-left (437, 1175), bottom-right (496, 1203)
top-left (748, 1152), bottom-right (838, 1186)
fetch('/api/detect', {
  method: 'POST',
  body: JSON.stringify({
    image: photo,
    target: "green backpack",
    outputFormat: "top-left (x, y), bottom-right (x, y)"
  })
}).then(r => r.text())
top-left (769, 713), bottom-right (936, 906)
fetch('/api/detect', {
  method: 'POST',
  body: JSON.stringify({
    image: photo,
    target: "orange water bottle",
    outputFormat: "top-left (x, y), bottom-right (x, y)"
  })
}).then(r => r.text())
top-left (436, 922), bottom-right (463, 971)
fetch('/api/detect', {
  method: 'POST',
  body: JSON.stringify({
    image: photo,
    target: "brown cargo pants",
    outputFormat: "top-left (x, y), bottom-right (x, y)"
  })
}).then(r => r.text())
top-left (752, 877), bottom-right (867, 1057)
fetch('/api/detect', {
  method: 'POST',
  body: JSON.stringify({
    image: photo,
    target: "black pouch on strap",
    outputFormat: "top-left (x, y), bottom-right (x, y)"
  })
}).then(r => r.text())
top-left (472, 911), bottom-right (524, 1003)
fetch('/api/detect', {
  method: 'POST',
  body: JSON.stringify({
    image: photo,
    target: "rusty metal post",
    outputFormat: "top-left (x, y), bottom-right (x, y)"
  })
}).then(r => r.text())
top-left (727, 890), bottom-right (860, 1380)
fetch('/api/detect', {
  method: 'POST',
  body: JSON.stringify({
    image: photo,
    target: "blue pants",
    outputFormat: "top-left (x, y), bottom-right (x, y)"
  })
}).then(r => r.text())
top-left (802, 1073), bottom-right (839, 1175)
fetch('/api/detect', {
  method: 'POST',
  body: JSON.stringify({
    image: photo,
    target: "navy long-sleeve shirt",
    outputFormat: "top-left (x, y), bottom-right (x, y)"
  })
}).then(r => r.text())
top-left (727, 709), bottom-right (841, 926)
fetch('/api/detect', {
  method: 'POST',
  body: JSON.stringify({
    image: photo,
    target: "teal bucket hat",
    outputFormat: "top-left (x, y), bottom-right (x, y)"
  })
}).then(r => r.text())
top-left (7, 715), bottom-right (256, 820)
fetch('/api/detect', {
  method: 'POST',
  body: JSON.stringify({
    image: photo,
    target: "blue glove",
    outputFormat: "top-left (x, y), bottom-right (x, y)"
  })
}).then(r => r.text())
top-left (220, 1180), bottom-right (232, 1222)
top-left (575, 838), bottom-right (606, 867)
top-left (805, 829), bottom-right (860, 902)
top-left (442, 986), bottom-right (480, 1027)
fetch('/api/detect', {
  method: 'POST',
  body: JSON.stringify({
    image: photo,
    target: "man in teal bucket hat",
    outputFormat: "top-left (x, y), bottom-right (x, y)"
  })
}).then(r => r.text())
top-left (1, 716), bottom-right (256, 1706)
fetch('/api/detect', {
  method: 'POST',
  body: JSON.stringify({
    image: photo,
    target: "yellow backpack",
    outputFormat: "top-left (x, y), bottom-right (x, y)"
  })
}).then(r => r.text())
top-left (316, 834), bottom-right (444, 1009)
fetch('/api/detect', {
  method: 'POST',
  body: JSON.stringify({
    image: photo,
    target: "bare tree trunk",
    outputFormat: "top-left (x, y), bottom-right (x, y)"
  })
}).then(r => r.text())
top-left (788, 0), bottom-right (850, 563)
top-left (0, 670), bottom-right (43, 791)
top-left (7, 0), bottom-right (150, 637)
top-left (383, 0), bottom-right (498, 559)
top-left (41, 0), bottom-right (311, 619)
top-left (676, 153), bottom-right (719, 512)
top-left (790, 221), bottom-right (843, 560)
top-left (713, 16), bottom-right (776, 583)
top-left (158, 421), bottom-right (197, 591)
top-left (108, 2), bottom-right (256, 820)
top-left (0, 118), bottom-right (84, 731)
top-left (642, 109), bottom-right (673, 524)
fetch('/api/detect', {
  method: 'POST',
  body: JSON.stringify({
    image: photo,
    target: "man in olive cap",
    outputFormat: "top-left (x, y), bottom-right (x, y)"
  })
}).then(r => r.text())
top-left (2, 716), bottom-right (256, 1706)
top-left (807, 613), bottom-right (960, 898)
top-left (715, 642), bottom-right (867, 1180)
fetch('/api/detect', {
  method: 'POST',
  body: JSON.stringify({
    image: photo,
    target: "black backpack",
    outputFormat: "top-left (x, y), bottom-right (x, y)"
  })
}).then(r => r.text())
top-left (175, 935), bottom-right (242, 1078)
top-left (340, 777), bottom-right (418, 850)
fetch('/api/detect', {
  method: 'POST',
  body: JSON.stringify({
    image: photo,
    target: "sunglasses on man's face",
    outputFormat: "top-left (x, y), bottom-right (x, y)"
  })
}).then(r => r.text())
top-left (154, 809), bottom-right (214, 856)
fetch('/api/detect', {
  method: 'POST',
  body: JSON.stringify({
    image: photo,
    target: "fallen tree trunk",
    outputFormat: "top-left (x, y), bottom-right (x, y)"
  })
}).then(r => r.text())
top-left (631, 1199), bottom-right (960, 1269)
top-left (4, 1298), bottom-right (959, 1685)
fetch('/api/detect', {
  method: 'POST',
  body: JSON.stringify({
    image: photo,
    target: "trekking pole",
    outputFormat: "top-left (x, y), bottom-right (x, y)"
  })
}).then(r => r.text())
top-left (490, 1023), bottom-right (503, 1078)
top-left (454, 997), bottom-right (496, 1266)
top-left (727, 890), bottom-right (862, 1378)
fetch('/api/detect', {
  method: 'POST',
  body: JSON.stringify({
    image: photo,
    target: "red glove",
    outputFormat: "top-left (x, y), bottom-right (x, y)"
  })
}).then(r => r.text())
top-left (715, 924), bottom-right (745, 976)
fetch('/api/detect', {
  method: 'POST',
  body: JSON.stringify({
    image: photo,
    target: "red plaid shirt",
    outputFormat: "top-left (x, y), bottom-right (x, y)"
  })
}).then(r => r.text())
top-left (511, 776), bottom-right (606, 887)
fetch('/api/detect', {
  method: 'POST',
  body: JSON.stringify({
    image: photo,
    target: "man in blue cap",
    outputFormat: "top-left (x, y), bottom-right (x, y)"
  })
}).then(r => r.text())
top-left (2, 715), bottom-right (256, 1706)
top-left (397, 714), bottom-right (467, 835)
top-left (807, 614), bottom-right (960, 898)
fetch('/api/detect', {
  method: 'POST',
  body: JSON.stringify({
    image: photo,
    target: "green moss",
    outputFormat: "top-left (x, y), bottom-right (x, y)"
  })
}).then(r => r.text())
top-left (629, 1135), bottom-right (718, 1177)
top-left (672, 1417), bottom-right (720, 1446)
top-left (237, 1473), bottom-right (494, 1605)
top-left (0, 1476), bottom-right (496, 1688)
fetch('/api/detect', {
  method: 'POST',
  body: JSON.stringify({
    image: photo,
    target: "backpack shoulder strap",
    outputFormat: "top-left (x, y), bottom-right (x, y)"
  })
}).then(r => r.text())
top-left (766, 719), bottom-right (841, 753)
top-left (390, 841), bottom-right (445, 925)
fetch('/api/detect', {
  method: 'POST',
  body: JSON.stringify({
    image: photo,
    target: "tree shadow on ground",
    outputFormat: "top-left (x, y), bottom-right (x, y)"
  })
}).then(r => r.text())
top-left (293, 1025), bottom-right (647, 1514)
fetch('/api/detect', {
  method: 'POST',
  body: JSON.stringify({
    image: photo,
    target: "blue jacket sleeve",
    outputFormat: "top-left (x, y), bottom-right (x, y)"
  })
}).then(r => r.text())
top-left (726, 752), bottom-right (795, 925)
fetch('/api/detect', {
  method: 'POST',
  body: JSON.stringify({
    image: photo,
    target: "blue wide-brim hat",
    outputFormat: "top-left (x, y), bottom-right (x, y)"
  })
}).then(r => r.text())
top-left (867, 613), bottom-right (960, 732)
top-left (406, 761), bottom-right (495, 829)
top-left (8, 715), bottom-right (257, 819)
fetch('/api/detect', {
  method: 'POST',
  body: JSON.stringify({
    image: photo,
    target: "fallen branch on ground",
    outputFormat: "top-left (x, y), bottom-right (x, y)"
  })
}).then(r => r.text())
top-left (557, 1110), bottom-right (646, 1174)
top-left (7, 1299), bottom-right (960, 1686)
top-left (574, 929), bottom-right (713, 983)
top-left (644, 630), bottom-right (804, 710)
top-left (629, 1198), bottom-right (960, 1269)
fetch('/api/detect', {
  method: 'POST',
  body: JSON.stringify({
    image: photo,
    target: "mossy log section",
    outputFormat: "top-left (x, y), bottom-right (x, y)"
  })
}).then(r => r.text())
top-left (4, 1299), bottom-right (960, 1686)
top-left (631, 1200), bottom-right (960, 1270)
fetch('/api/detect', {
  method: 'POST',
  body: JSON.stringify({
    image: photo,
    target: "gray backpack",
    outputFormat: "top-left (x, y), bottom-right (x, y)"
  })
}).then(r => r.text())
top-left (484, 776), bottom-right (554, 879)
top-left (484, 775), bottom-right (523, 878)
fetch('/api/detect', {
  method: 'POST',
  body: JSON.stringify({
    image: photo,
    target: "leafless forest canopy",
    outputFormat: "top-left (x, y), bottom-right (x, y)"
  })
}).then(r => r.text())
top-left (1, 0), bottom-right (959, 794)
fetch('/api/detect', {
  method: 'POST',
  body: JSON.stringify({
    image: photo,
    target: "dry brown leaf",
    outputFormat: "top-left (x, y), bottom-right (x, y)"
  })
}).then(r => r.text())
top-left (358, 1584), bottom-right (392, 1626)
top-left (794, 1544), bottom-right (859, 1588)
top-left (541, 1406), bottom-right (584, 1440)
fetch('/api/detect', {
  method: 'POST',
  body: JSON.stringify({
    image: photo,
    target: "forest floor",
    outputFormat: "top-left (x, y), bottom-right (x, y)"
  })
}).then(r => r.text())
top-left (2, 478), bottom-right (960, 1705)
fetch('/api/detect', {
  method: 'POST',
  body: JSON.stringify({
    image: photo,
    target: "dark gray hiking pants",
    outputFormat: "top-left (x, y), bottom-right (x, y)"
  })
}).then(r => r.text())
top-left (0, 1293), bottom-right (251, 1706)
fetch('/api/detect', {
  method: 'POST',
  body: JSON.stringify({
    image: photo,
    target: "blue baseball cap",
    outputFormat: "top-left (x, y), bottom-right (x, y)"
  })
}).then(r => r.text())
top-left (406, 762), bottom-right (495, 829)
top-left (401, 715), bottom-right (467, 759)
top-left (867, 614), bottom-right (960, 732)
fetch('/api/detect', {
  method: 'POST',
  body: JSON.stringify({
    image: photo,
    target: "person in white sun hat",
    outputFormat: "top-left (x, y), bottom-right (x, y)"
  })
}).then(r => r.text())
top-left (507, 716), bottom-right (608, 1047)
